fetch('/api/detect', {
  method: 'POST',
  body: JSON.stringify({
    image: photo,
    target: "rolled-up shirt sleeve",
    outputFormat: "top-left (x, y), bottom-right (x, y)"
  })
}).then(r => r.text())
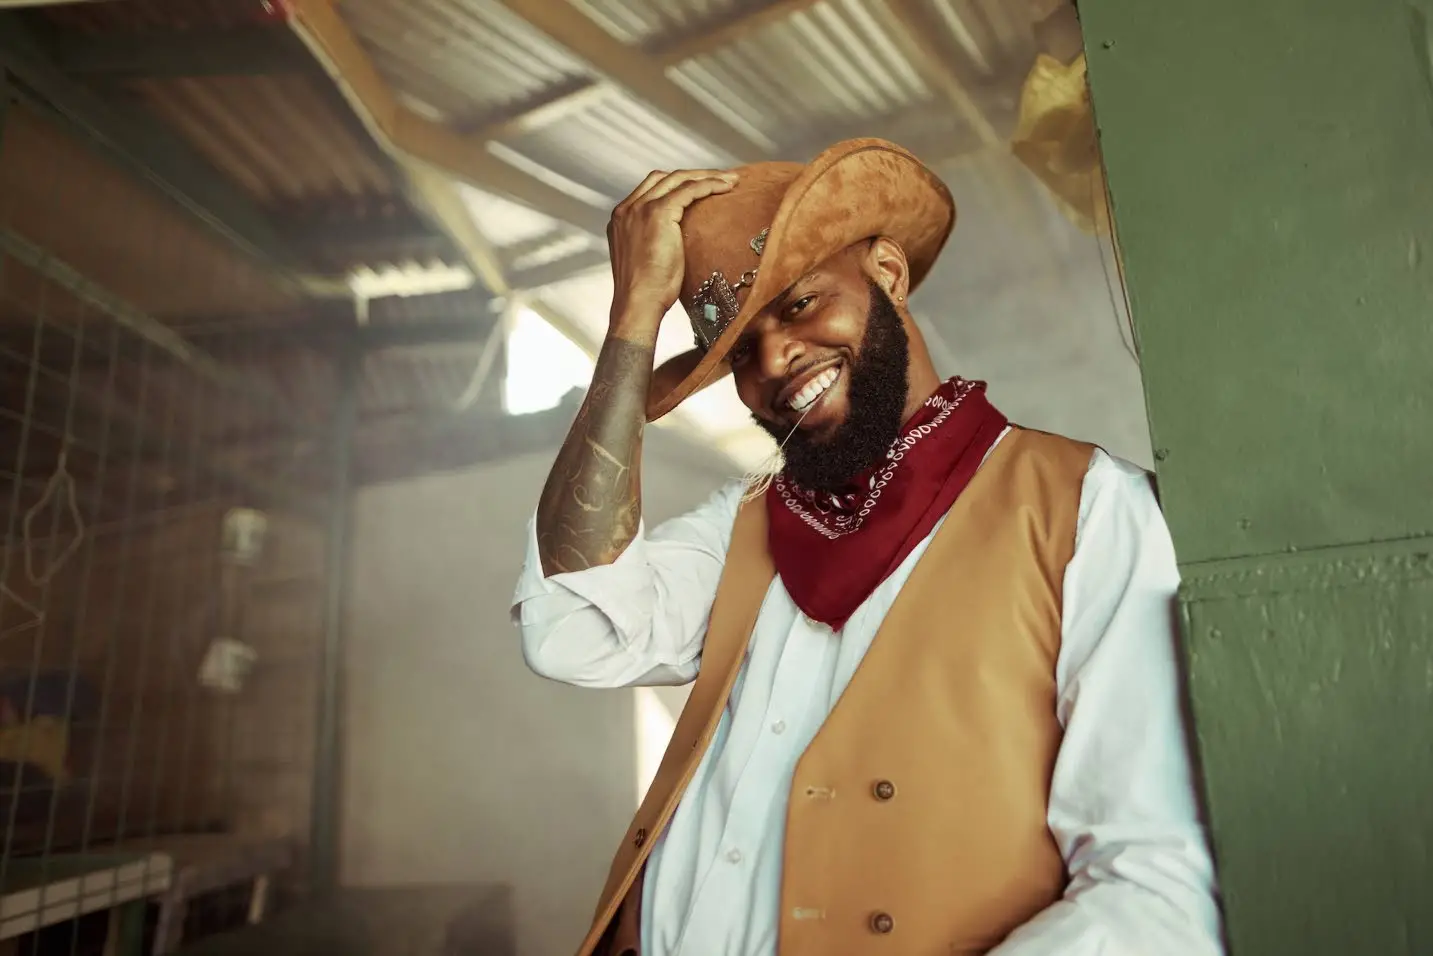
top-left (511, 481), bottom-right (743, 689)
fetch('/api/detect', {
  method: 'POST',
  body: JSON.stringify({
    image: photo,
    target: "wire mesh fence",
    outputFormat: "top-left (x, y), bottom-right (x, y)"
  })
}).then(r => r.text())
top-left (0, 95), bottom-right (340, 955)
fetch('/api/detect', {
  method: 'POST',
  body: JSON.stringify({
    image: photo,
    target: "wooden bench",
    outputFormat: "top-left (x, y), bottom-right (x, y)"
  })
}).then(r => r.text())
top-left (0, 850), bottom-right (171, 955)
top-left (106, 834), bottom-right (294, 954)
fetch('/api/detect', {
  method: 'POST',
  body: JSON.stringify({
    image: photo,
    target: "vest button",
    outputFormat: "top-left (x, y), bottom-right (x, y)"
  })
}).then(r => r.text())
top-left (633, 827), bottom-right (647, 848)
top-left (869, 911), bottom-right (895, 934)
top-left (872, 779), bottom-right (896, 801)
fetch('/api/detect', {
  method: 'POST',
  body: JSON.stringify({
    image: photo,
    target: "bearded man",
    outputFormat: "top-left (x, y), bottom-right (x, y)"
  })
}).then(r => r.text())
top-left (511, 139), bottom-right (1224, 956)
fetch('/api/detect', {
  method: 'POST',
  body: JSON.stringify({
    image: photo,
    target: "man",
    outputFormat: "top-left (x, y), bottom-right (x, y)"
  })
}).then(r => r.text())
top-left (511, 139), bottom-right (1223, 956)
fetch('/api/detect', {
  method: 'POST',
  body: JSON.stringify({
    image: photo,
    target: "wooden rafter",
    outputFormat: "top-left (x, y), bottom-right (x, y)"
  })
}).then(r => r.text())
top-left (477, 0), bottom-right (824, 143)
top-left (286, 0), bottom-right (611, 238)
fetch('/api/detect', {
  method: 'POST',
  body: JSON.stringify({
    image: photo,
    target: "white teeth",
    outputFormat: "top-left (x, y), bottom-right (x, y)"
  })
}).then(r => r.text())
top-left (788, 367), bottom-right (840, 412)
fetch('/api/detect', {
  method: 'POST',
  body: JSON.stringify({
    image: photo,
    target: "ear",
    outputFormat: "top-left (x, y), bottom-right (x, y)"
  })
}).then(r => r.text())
top-left (862, 237), bottom-right (911, 304)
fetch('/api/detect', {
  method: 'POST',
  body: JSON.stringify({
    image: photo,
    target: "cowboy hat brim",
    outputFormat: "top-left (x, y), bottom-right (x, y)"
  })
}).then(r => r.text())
top-left (645, 138), bottom-right (956, 421)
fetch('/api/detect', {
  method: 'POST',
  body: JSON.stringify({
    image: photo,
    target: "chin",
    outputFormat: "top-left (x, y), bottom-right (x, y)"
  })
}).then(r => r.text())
top-left (801, 419), bottom-right (845, 445)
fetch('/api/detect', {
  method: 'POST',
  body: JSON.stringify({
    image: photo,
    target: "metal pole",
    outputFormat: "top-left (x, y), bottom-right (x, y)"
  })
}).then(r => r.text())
top-left (309, 342), bottom-right (359, 894)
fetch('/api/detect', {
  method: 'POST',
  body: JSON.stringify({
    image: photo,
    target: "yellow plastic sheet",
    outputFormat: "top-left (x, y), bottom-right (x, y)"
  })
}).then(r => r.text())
top-left (1011, 53), bottom-right (1110, 236)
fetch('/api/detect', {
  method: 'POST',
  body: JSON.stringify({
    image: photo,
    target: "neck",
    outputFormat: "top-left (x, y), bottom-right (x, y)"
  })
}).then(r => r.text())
top-left (900, 361), bottom-right (944, 425)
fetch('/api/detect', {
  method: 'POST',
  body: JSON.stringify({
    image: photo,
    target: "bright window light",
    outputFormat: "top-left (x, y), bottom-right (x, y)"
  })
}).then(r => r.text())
top-left (503, 307), bottom-right (594, 415)
top-left (634, 687), bottom-right (676, 806)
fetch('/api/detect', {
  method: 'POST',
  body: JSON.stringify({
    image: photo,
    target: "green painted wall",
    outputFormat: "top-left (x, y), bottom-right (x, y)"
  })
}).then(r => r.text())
top-left (1081, 1), bottom-right (1433, 953)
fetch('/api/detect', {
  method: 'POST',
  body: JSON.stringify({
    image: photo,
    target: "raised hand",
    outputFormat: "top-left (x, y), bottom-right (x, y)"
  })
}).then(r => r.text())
top-left (607, 169), bottom-right (738, 341)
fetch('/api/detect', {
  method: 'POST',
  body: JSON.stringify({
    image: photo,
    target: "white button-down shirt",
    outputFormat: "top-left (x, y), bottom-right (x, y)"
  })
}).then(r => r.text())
top-left (512, 437), bottom-right (1224, 955)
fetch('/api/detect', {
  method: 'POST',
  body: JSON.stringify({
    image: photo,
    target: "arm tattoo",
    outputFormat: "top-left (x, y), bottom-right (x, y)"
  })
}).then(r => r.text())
top-left (536, 336), bottom-right (653, 577)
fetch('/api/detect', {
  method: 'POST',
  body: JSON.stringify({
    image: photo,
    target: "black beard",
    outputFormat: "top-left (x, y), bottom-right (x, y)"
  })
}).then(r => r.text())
top-left (753, 281), bottom-right (910, 492)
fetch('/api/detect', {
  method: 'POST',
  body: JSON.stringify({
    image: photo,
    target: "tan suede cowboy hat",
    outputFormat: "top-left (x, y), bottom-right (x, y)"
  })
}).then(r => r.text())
top-left (646, 137), bottom-right (956, 421)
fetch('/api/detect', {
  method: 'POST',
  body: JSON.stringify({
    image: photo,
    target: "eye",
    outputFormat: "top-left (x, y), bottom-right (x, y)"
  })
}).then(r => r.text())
top-left (785, 295), bottom-right (816, 319)
top-left (728, 338), bottom-right (754, 367)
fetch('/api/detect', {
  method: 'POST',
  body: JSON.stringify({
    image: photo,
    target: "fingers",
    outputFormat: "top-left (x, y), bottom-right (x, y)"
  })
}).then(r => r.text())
top-left (642, 168), bottom-right (736, 204)
top-left (651, 176), bottom-right (736, 216)
top-left (616, 170), bottom-right (669, 213)
top-left (614, 169), bottom-right (737, 216)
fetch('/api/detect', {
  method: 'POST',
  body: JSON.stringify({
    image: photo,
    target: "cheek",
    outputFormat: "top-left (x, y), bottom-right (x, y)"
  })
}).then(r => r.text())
top-left (806, 301), bottom-right (866, 351)
top-left (732, 369), bottom-right (764, 414)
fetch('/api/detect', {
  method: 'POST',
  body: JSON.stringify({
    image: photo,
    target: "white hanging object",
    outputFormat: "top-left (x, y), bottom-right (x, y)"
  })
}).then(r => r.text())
top-left (198, 637), bottom-right (258, 694)
top-left (222, 508), bottom-right (268, 565)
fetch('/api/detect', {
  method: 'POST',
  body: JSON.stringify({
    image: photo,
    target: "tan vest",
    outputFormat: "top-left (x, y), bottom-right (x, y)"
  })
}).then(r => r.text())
top-left (580, 428), bottom-right (1094, 956)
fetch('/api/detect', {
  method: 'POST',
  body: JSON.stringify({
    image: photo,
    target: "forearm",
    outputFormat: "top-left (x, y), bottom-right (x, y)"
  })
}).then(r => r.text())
top-left (536, 326), bottom-right (656, 577)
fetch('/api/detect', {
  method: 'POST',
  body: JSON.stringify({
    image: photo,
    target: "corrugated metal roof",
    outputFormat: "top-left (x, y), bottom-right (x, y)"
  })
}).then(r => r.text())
top-left (573, 0), bottom-right (748, 45)
top-left (574, 0), bottom-right (1021, 95)
top-left (500, 87), bottom-right (734, 198)
top-left (940, 0), bottom-right (1035, 73)
top-left (128, 73), bottom-right (396, 206)
top-left (339, 0), bottom-right (590, 124)
top-left (671, 1), bottom-right (936, 153)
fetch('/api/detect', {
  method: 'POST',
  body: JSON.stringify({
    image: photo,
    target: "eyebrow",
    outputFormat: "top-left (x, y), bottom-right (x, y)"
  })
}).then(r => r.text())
top-left (768, 268), bottom-right (824, 312)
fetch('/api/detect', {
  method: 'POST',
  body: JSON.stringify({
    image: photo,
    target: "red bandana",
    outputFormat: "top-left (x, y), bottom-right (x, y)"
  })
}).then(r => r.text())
top-left (765, 378), bottom-right (1009, 630)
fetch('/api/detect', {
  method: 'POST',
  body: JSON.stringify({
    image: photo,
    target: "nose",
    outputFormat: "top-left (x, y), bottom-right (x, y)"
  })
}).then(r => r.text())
top-left (755, 324), bottom-right (802, 385)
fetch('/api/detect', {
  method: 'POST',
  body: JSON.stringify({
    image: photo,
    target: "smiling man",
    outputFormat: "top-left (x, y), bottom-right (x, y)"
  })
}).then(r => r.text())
top-left (511, 140), bottom-right (1224, 956)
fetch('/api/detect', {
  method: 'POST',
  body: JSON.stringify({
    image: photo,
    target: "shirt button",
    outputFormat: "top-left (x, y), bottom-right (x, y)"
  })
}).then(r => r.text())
top-left (771, 719), bottom-right (786, 735)
top-left (726, 848), bottom-right (743, 864)
top-left (869, 911), bottom-right (895, 934)
top-left (872, 779), bottom-right (896, 801)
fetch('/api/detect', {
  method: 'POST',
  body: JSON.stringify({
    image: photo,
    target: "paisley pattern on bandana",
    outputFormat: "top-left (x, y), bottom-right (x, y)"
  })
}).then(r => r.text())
top-left (773, 378), bottom-right (978, 540)
top-left (765, 378), bottom-right (1008, 630)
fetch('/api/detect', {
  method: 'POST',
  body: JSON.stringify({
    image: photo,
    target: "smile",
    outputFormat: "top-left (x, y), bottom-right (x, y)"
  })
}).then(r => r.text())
top-left (787, 365), bottom-right (841, 413)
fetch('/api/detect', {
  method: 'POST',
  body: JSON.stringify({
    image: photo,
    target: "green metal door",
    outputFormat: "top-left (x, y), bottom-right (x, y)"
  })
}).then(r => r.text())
top-left (1081, 1), bottom-right (1433, 953)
